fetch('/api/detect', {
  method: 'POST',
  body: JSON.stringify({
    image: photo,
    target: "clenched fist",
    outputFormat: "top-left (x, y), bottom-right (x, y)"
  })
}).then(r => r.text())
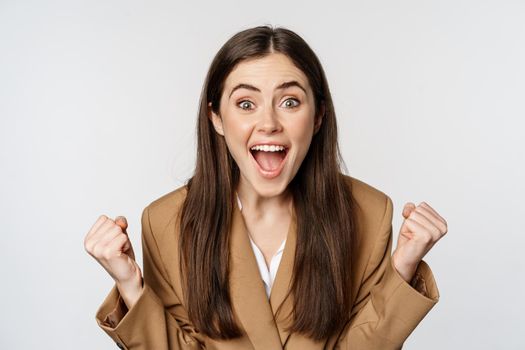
top-left (84, 215), bottom-right (144, 308)
top-left (392, 201), bottom-right (448, 283)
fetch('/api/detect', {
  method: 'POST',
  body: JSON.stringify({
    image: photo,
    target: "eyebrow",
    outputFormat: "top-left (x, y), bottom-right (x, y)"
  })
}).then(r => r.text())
top-left (228, 80), bottom-right (307, 99)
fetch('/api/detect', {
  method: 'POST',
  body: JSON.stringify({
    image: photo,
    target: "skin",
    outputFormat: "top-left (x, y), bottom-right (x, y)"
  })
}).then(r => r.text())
top-left (84, 215), bottom-right (144, 309)
top-left (393, 202), bottom-right (448, 282)
top-left (209, 53), bottom-right (322, 215)
top-left (84, 54), bottom-right (448, 311)
top-left (209, 53), bottom-right (323, 265)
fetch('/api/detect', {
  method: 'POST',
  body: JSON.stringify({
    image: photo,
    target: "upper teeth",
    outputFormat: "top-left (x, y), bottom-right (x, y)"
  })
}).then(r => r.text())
top-left (250, 145), bottom-right (286, 152)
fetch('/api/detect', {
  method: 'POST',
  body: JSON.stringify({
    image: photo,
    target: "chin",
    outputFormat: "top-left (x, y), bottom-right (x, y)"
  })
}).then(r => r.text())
top-left (254, 184), bottom-right (288, 198)
top-left (245, 173), bottom-right (291, 198)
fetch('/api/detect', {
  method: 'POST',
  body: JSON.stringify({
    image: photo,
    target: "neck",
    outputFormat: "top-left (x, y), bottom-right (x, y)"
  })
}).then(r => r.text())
top-left (236, 177), bottom-right (293, 220)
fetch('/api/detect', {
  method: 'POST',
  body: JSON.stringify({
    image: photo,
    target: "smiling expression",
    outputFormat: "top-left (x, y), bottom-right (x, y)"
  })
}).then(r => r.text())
top-left (209, 53), bottom-right (323, 198)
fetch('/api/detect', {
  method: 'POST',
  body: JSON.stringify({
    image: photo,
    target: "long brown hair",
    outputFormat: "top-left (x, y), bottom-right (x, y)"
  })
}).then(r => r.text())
top-left (178, 25), bottom-right (358, 341)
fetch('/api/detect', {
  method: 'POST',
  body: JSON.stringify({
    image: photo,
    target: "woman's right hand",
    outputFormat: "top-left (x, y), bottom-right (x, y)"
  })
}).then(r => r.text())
top-left (84, 215), bottom-right (143, 308)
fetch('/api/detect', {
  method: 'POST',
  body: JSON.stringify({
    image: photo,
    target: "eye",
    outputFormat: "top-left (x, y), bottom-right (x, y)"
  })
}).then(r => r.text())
top-left (281, 98), bottom-right (300, 109)
top-left (237, 100), bottom-right (255, 110)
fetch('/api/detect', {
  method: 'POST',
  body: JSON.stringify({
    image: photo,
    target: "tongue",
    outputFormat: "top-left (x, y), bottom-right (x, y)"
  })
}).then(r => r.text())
top-left (253, 151), bottom-right (285, 171)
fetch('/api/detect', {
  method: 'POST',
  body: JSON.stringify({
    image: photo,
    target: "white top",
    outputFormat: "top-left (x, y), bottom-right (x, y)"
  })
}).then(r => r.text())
top-left (236, 193), bottom-right (287, 299)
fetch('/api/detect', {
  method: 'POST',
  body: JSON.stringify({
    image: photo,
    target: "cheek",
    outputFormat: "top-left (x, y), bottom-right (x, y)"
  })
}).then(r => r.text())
top-left (221, 115), bottom-right (253, 153)
top-left (288, 113), bottom-right (315, 146)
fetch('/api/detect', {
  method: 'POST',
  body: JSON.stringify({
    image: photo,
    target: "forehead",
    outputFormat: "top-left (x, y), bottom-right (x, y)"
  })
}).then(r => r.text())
top-left (223, 53), bottom-right (310, 92)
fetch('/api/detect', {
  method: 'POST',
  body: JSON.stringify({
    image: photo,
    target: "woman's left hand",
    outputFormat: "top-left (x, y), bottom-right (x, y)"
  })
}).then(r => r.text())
top-left (392, 201), bottom-right (448, 283)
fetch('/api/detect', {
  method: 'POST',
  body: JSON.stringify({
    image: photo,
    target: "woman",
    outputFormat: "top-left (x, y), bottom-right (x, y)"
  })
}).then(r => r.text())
top-left (85, 25), bottom-right (447, 350)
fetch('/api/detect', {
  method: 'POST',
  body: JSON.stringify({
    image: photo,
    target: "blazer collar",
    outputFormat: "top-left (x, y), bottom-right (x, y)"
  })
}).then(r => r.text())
top-left (228, 199), bottom-right (297, 349)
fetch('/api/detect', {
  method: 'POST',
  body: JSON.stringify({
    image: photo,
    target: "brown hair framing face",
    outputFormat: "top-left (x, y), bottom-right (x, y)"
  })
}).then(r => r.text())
top-left (178, 24), bottom-right (358, 341)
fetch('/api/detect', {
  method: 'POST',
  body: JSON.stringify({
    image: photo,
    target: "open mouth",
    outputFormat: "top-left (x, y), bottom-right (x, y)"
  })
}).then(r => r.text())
top-left (249, 144), bottom-right (289, 179)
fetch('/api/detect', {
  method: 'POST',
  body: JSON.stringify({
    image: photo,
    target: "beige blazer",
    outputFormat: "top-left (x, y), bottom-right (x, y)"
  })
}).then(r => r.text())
top-left (95, 175), bottom-right (439, 349)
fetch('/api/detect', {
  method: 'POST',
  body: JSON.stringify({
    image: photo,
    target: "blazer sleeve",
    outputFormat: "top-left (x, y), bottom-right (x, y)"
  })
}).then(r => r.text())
top-left (336, 196), bottom-right (440, 350)
top-left (94, 206), bottom-right (205, 350)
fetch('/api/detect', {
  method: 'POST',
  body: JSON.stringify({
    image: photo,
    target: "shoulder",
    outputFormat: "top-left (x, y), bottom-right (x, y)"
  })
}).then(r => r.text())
top-left (341, 174), bottom-right (393, 220)
top-left (340, 174), bottom-right (394, 264)
top-left (142, 175), bottom-right (393, 229)
top-left (141, 183), bottom-right (189, 235)
top-left (147, 184), bottom-right (188, 213)
top-left (141, 175), bottom-right (393, 241)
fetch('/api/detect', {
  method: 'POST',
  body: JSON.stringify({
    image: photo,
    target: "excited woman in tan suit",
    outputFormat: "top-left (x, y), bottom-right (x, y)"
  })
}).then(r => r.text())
top-left (84, 25), bottom-right (448, 350)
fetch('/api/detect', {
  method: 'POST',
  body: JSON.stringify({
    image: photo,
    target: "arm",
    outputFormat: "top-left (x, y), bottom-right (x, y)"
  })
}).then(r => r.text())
top-left (95, 206), bottom-right (205, 350)
top-left (336, 196), bottom-right (440, 349)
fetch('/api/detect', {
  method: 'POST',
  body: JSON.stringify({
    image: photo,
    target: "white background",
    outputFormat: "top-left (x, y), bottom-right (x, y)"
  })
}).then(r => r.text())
top-left (1, 0), bottom-right (524, 348)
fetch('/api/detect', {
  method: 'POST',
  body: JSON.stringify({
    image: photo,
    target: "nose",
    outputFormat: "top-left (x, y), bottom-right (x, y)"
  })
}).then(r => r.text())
top-left (257, 105), bottom-right (282, 134)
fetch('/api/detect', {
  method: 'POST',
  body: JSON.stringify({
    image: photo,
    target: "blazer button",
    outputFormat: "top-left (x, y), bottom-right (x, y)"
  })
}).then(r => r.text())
top-left (116, 342), bottom-right (125, 349)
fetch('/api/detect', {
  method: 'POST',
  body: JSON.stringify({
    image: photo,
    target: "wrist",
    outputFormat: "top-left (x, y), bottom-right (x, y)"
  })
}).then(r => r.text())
top-left (392, 252), bottom-right (418, 283)
top-left (116, 276), bottom-right (144, 309)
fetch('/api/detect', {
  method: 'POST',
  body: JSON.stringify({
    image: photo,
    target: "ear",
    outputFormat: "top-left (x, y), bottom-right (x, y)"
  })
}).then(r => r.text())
top-left (313, 101), bottom-right (325, 135)
top-left (208, 102), bottom-right (224, 136)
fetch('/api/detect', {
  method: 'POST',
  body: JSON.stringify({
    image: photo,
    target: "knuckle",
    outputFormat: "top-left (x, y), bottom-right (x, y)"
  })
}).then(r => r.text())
top-left (111, 225), bottom-right (123, 235)
top-left (419, 233), bottom-right (432, 244)
top-left (92, 244), bottom-right (102, 258)
top-left (101, 249), bottom-right (113, 261)
top-left (116, 233), bottom-right (127, 243)
top-left (84, 241), bottom-right (93, 253)
top-left (93, 244), bottom-right (107, 259)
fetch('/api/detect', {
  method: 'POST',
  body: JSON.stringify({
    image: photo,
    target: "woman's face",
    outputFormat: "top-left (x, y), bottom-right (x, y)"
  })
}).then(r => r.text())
top-left (209, 53), bottom-right (323, 198)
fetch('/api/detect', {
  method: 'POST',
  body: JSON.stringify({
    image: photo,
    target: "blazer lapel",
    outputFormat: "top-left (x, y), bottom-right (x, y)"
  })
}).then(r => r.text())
top-left (229, 202), bottom-right (283, 349)
top-left (270, 207), bottom-right (327, 350)
top-left (269, 205), bottom-right (296, 346)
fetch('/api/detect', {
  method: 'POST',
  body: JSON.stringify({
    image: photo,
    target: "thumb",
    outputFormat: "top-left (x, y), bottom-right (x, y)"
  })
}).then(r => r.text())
top-left (115, 216), bottom-right (128, 234)
top-left (115, 216), bottom-right (135, 260)
top-left (397, 202), bottom-right (416, 246)
top-left (402, 202), bottom-right (416, 219)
